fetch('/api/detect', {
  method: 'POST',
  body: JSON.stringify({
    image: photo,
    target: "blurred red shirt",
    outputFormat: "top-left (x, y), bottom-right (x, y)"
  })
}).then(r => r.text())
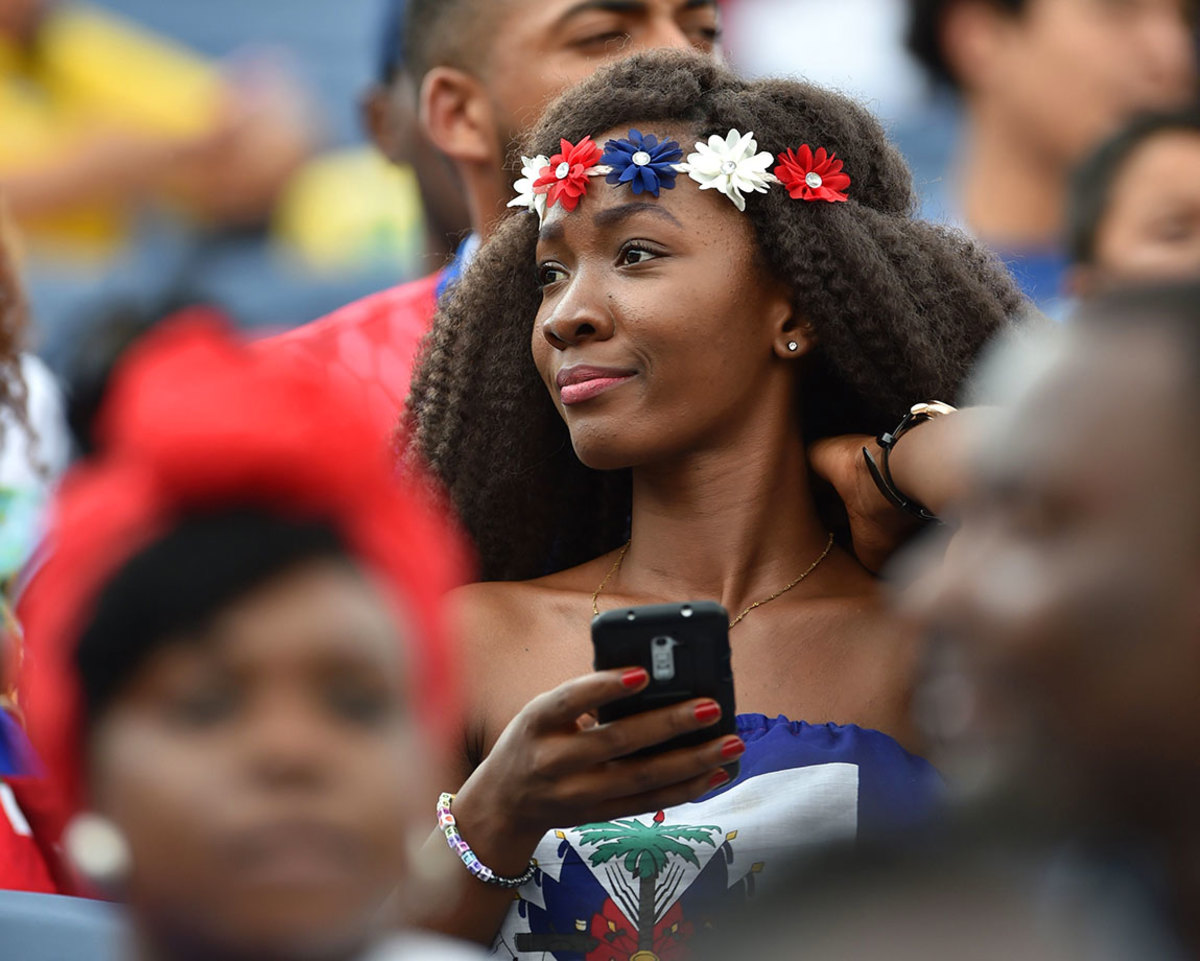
top-left (262, 272), bottom-right (442, 441)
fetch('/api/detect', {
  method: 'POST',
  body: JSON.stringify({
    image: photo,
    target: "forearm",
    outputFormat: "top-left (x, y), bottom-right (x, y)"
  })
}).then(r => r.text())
top-left (1, 135), bottom-right (189, 219)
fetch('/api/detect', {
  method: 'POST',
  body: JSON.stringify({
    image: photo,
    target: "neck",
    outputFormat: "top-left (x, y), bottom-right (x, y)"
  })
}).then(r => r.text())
top-left (617, 413), bottom-right (831, 614)
top-left (958, 104), bottom-right (1066, 250)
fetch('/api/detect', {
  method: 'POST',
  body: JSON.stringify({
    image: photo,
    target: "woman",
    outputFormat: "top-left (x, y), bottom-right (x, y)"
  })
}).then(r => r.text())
top-left (17, 319), bottom-right (480, 960)
top-left (407, 50), bottom-right (1026, 956)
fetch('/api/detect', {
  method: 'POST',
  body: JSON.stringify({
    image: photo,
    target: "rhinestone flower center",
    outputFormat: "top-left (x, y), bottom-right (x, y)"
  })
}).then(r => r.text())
top-left (555, 162), bottom-right (571, 179)
top-left (720, 160), bottom-right (738, 175)
top-left (805, 171), bottom-right (823, 189)
top-left (631, 151), bottom-right (652, 167)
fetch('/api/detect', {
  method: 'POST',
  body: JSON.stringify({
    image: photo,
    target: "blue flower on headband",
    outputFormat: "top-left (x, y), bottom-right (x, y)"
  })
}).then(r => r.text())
top-left (601, 129), bottom-right (684, 197)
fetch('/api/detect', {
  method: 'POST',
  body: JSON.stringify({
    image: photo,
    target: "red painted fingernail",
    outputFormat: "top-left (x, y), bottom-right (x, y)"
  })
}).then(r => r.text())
top-left (721, 738), bottom-right (745, 760)
top-left (708, 770), bottom-right (731, 789)
top-left (694, 701), bottom-right (721, 724)
top-left (621, 668), bottom-right (648, 689)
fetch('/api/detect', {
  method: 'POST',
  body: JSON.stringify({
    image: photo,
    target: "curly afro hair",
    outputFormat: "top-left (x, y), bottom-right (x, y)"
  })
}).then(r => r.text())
top-left (407, 50), bottom-right (1028, 582)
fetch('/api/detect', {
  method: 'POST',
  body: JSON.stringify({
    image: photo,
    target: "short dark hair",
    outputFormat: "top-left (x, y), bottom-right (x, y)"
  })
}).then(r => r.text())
top-left (907, 0), bottom-right (1027, 89)
top-left (75, 509), bottom-right (349, 724)
top-left (1066, 106), bottom-right (1200, 266)
top-left (403, 0), bottom-right (498, 87)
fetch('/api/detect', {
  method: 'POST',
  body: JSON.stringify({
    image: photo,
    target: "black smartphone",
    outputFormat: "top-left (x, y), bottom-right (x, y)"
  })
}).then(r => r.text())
top-left (591, 601), bottom-right (738, 779)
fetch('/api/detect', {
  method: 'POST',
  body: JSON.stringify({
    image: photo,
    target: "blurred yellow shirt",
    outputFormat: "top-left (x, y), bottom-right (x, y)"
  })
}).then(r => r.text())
top-left (0, 3), bottom-right (222, 257)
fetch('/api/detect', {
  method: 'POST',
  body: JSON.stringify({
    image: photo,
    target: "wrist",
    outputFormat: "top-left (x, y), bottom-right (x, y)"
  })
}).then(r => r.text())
top-left (449, 780), bottom-right (542, 877)
top-left (864, 402), bottom-right (957, 523)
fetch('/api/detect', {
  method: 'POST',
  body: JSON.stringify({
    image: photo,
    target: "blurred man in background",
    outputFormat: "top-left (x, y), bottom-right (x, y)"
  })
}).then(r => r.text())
top-left (907, 0), bottom-right (1196, 307)
top-left (1066, 107), bottom-right (1200, 298)
top-left (0, 0), bottom-right (312, 261)
top-left (361, 0), bottom-right (470, 267)
top-left (267, 0), bottom-right (722, 438)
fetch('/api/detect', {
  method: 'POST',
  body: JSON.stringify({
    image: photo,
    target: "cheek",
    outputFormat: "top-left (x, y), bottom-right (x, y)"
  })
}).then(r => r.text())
top-left (89, 720), bottom-right (233, 889)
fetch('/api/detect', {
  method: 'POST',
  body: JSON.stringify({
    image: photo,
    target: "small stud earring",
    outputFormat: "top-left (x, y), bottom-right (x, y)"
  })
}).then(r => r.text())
top-left (787, 341), bottom-right (799, 352)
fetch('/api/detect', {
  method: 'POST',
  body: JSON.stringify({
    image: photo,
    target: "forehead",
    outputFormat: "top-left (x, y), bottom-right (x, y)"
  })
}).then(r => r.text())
top-left (497, 0), bottom-right (716, 39)
top-left (539, 123), bottom-right (739, 227)
top-left (1111, 129), bottom-right (1200, 196)
top-left (197, 561), bottom-right (407, 674)
top-left (985, 325), bottom-right (1191, 499)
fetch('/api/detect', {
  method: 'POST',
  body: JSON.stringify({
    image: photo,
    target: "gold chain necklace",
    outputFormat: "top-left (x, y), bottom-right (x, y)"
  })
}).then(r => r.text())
top-left (591, 533), bottom-right (836, 629)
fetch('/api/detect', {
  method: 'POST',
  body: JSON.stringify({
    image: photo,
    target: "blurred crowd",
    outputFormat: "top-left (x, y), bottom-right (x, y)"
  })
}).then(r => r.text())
top-left (0, 1), bottom-right (1198, 960)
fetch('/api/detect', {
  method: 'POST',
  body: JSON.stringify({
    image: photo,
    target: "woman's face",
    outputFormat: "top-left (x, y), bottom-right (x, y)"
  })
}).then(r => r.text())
top-left (86, 559), bottom-right (431, 960)
top-left (531, 125), bottom-right (797, 471)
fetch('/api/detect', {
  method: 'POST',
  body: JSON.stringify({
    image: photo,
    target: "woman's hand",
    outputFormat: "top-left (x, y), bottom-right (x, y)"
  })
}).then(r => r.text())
top-left (809, 433), bottom-right (922, 574)
top-left (810, 410), bottom-right (990, 573)
top-left (449, 667), bottom-right (743, 876)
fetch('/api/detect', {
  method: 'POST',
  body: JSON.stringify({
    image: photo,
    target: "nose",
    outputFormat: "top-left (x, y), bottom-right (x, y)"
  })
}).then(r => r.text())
top-left (244, 694), bottom-right (338, 793)
top-left (540, 272), bottom-right (615, 350)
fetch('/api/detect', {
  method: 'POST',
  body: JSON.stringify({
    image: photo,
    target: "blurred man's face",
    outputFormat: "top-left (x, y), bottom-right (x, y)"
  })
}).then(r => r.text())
top-left (915, 324), bottom-right (1200, 806)
top-left (978, 0), bottom-right (1195, 167)
top-left (1091, 130), bottom-right (1200, 285)
top-left (482, 0), bottom-right (721, 150)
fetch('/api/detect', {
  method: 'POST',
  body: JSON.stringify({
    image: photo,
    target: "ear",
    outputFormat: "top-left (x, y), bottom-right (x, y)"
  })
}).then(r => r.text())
top-left (940, 0), bottom-right (1018, 95)
top-left (769, 292), bottom-right (816, 360)
top-left (419, 66), bottom-right (498, 167)
top-left (361, 84), bottom-right (405, 163)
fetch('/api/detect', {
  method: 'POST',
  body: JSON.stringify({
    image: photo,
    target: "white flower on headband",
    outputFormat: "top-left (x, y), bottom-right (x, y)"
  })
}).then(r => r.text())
top-left (681, 130), bottom-right (776, 212)
top-left (507, 154), bottom-right (551, 223)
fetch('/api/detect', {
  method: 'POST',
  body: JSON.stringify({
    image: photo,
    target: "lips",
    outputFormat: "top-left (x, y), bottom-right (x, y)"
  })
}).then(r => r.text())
top-left (223, 819), bottom-right (361, 889)
top-left (555, 365), bottom-right (636, 406)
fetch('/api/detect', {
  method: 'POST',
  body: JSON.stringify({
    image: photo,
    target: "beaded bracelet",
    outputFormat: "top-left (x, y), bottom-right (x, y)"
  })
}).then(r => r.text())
top-left (437, 792), bottom-right (537, 889)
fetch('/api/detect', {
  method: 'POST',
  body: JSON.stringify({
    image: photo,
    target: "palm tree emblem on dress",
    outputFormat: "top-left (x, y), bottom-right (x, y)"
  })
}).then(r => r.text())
top-left (577, 810), bottom-right (722, 959)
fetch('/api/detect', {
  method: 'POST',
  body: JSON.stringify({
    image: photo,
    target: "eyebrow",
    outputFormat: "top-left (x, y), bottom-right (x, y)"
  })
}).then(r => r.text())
top-left (593, 202), bottom-right (684, 230)
top-left (554, 0), bottom-right (718, 28)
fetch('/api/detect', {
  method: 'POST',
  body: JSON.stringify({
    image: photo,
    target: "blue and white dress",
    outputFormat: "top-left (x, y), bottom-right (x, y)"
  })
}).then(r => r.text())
top-left (490, 714), bottom-right (942, 960)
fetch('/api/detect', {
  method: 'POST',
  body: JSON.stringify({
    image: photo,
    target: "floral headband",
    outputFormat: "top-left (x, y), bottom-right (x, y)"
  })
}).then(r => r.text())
top-left (509, 128), bottom-right (851, 223)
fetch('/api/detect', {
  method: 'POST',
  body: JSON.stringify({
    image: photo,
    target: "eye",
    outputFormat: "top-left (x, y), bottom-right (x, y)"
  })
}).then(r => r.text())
top-left (165, 683), bottom-right (239, 728)
top-left (538, 262), bottom-right (568, 287)
top-left (325, 681), bottom-right (395, 726)
top-left (619, 244), bottom-right (660, 267)
top-left (574, 31), bottom-right (630, 52)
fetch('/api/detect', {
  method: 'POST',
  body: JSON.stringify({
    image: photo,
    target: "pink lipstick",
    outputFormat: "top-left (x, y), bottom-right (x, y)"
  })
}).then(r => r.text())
top-left (556, 365), bottom-right (635, 406)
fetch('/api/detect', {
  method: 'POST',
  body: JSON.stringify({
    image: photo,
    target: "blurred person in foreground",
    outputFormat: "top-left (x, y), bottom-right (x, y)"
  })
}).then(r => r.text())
top-left (906, 0), bottom-right (1196, 307)
top-left (911, 281), bottom-right (1200, 953)
top-left (266, 0), bottom-right (723, 438)
top-left (1066, 106), bottom-right (1200, 298)
top-left (11, 318), bottom-right (481, 959)
top-left (699, 283), bottom-right (1200, 959)
top-left (0, 0), bottom-right (313, 262)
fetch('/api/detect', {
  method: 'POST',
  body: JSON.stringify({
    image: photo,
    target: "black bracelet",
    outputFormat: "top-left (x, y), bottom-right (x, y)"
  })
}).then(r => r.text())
top-left (862, 401), bottom-right (957, 524)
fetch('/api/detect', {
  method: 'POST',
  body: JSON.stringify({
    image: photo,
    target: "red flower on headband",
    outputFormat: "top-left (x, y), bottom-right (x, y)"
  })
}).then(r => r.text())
top-left (774, 145), bottom-right (851, 203)
top-left (533, 136), bottom-right (604, 212)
